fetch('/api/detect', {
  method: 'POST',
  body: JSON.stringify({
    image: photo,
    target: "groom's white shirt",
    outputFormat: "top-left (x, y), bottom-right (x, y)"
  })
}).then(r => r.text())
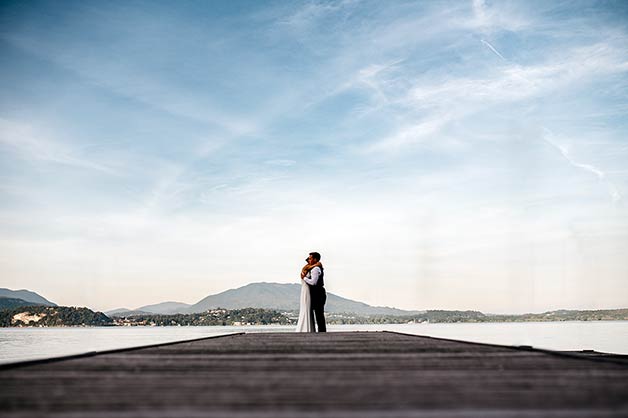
top-left (303, 267), bottom-right (321, 286)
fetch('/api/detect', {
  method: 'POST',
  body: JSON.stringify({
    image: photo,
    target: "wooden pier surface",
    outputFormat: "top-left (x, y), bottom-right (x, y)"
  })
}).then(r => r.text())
top-left (1, 331), bottom-right (628, 417)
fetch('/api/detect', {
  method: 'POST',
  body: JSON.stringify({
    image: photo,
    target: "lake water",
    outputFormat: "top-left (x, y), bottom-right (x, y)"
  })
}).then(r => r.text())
top-left (1, 321), bottom-right (627, 365)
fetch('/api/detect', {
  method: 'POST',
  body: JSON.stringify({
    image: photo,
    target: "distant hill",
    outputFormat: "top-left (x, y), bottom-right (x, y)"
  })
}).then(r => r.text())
top-left (105, 282), bottom-right (417, 316)
top-left (0, 288), bottom-right (56, 306)
top-left (487, 308), bottom-right (628, 322)
top-left (105, 309), bottom-right (156, 317)
top-left (106, 301), bottom-right (191, 317)
top-left (183, 282), bottom-right (420, 316)
top-left (0, 297), bottom-right (42, 311)
top-left (136, 301), bottom-right (191, 314)
top-left (104, 308), bottom-right (133, 316)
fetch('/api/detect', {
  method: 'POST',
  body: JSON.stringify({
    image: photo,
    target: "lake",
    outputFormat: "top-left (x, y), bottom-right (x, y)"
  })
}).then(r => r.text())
top-left (1, 321), bottom-right (627, 365)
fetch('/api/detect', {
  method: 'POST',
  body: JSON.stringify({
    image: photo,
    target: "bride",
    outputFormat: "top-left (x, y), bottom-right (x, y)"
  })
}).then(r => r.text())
top-left (295, 256), bottom-right (322, 332)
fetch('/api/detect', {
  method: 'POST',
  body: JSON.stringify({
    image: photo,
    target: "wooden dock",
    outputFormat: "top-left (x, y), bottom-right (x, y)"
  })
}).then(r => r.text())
top-left (1, 331), bottom-right (628, 417)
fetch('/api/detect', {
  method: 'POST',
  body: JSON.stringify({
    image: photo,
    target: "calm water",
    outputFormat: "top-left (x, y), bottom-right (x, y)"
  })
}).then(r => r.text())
top-left (1, 321), bottom-right (627, 365)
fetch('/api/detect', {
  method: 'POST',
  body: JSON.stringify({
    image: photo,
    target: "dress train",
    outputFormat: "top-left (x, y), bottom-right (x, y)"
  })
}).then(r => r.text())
top-left (295, 280), bottom-right (314, 332)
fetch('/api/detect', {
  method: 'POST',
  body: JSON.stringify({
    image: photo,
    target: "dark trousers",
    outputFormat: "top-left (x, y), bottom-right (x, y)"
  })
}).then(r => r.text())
top-left (309, 288), bottom-right (327, 332)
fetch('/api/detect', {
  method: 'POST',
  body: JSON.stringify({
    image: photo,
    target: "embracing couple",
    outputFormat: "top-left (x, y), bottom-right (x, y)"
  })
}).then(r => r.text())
top-left (295, 251), bottom-right (326, 332)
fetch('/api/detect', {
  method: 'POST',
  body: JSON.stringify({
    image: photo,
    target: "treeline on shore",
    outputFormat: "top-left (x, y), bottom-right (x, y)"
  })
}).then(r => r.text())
top-left (0, 305), bottom-right (291, 327)
top-left (0, 305), bottom-right (113, 327)
top-left (114, 308), bottom-right (292, 326)
top-left (328, 308), bottom-right (628, 324)
top-left (2, 304), bottom-right (627, 327)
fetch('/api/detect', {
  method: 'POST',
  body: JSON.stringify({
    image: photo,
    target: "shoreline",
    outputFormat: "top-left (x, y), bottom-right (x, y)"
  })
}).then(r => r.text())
top-left (4, 317), bottom-right (628, 328)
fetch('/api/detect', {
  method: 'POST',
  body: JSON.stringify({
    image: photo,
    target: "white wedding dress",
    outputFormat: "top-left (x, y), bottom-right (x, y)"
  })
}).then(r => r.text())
top-left (295, 280), bottom-right (314, 332)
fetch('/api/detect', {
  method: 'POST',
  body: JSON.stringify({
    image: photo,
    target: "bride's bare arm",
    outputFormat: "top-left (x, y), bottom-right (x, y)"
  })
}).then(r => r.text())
top-left (301, 261), bottom-right (322, 278)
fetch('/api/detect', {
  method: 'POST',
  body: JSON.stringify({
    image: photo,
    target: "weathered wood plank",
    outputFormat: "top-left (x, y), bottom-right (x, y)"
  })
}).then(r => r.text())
top-left (1, 331), bottom-right (627, 418)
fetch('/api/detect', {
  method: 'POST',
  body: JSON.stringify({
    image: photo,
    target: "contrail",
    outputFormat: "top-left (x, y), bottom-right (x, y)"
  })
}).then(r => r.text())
top-left (481, 39), bottom-right (506, 61)
top-left (543, 133), bottom-right (622, 203)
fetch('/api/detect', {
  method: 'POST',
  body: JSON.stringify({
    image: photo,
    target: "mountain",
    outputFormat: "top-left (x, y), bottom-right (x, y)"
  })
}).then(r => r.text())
top-left (104, 308), bottom-right (132, 316)
top-left (105, 309), bottom-right (157, 317)
top-left (136, 301), bottom-right (191, 314)
top-left (0, 297), bottom-right (42, 310)
top-left (0, 288), bottom-right (57, 306)
top-left (105, 301), bottom-right (191, 317)
top-left (104, 282), bottom-right (419, 317)
top-left (183, 282), bottom-right (420, 316)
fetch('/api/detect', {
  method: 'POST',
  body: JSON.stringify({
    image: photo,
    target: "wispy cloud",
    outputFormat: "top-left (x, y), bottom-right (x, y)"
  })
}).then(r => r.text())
top-left (468, 0), bottom-right (530, 33)
top-left (365, 41), bottom-right (628, 153)
top-left (481, 39), bottom-right (506, 61)
top-left (264, 159), bottom-right (297, 167)
top-left (277, 0), bottom-right (351, 28)
top-left (1, 32), bottom-right (258, 139)
top-left (542, 130), bottom-right (622, 203)
top-left (0, 118), bottom-right (117, 174)
top-left (366, 113), bottom-right (454, 152)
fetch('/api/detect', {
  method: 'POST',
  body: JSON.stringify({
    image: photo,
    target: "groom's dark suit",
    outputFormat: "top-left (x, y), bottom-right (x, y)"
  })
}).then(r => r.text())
top-left (307, 266), bottom-right (326, 332)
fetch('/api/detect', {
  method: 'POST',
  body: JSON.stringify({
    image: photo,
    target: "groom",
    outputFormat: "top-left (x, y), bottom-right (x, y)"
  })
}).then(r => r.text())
top-left (301, 251), bottom-right (327, 332)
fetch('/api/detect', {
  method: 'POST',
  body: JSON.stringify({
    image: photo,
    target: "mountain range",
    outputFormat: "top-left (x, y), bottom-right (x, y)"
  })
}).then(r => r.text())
top-left (3, 285), bottom-right (628, 324)
top-left (1, 283), bottom-right (417, 317)
top-left (0, 288), bottom-right (58, 311)
top-left (106, 282), bottom-right (421, 317)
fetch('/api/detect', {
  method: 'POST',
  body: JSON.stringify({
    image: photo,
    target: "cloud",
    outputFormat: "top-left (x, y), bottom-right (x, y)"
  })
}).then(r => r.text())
top-left (277, 0), bottom-right (347, 28)
top-left (0, 118), bottom-right (117, 174)
top-left (264, 159), bottom-right (297, 167)
top-left (364, 41), bottom-right (628, 153)
top-left (481, 39), bottom-right (506, 61)
top-left (1, 30), bottom-right (258, 139)
top-left (365, 113), bottom-right (453, 152)
top-left (542, 130), bottom-right (622, 203)
top-left (468, 0), bottom-right (530, 33)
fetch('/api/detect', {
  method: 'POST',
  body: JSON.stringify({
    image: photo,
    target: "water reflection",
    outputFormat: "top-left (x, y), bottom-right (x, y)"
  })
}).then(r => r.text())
top-left (1, 321), bottom-right (627, 364)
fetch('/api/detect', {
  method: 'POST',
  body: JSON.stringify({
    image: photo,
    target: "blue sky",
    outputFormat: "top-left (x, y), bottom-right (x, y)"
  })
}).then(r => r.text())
top-left (1, 0), bottom-right (627, 313)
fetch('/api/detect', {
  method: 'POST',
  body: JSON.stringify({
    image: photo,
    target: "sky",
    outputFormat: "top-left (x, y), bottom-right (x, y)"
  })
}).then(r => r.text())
top-left (1, 0), bottom-right (627, 314)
